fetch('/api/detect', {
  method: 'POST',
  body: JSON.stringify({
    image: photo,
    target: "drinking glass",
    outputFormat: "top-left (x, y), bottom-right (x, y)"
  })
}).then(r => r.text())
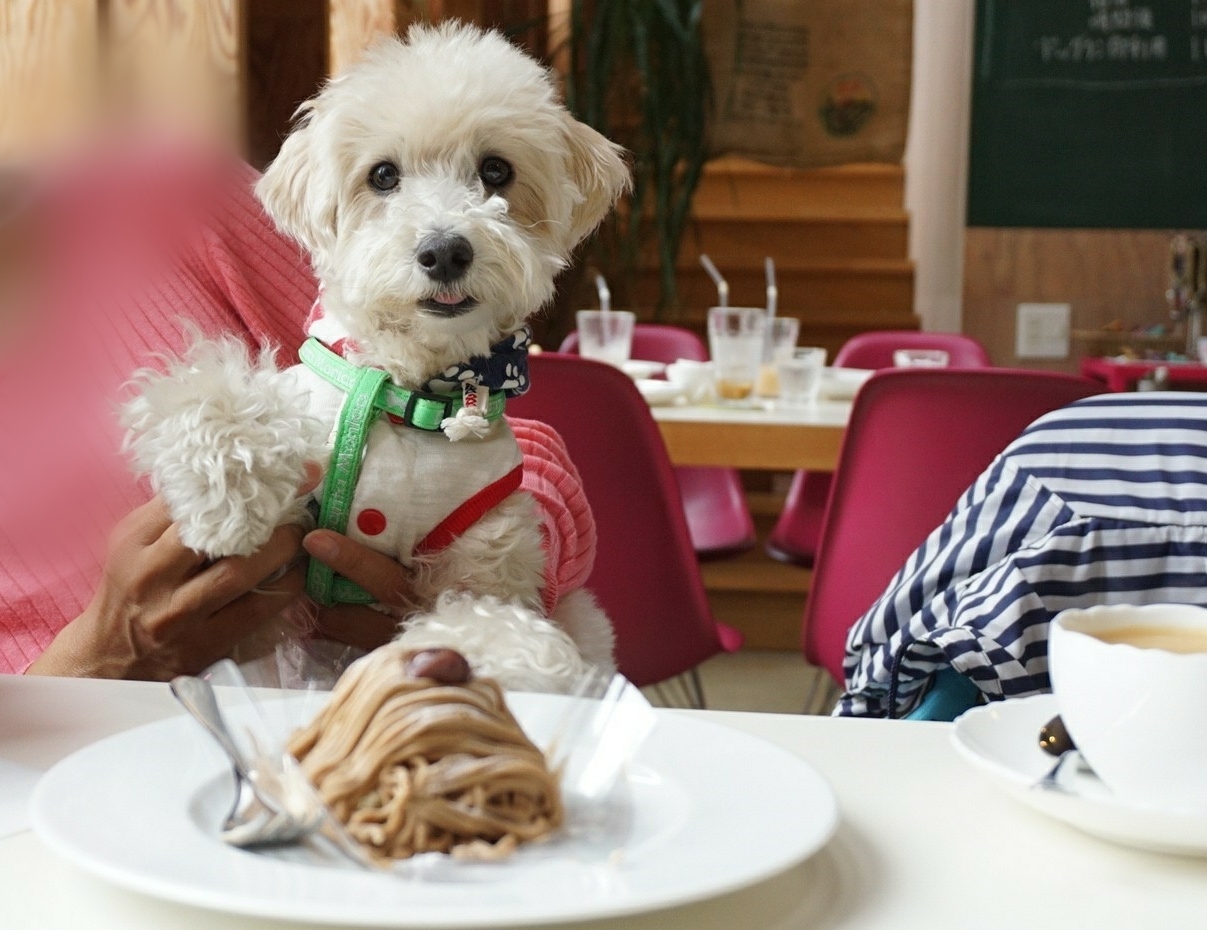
top-left (576, 310), bottom-right (635, 367)
top-left (707, 307), bottom-right (767, 403)
top-left (775, 347), bottom-right (827, 407)
top-left (757, 316), bottom-right (801, 397)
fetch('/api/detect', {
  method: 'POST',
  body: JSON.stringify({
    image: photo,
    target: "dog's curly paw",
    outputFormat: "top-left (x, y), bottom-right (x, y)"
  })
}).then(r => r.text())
top-left (123, 335), bottom-right (328, 557)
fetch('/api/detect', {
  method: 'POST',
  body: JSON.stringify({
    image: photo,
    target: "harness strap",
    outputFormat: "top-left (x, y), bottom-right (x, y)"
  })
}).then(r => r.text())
top-left (415, 465), bottom-right (524, 556)
top-left (300, 338), bottom-right (506, 431)
top-left (299, 339), bottom-right (514, 607)
top-left (306, 362), bottom-right (389, 606)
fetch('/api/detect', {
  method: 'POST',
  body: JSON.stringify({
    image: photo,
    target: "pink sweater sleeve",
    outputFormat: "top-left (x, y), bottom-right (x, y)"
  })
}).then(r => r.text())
top-left (0, 141), bottom-right (318, 674)
top-left (509, 417), bottom-right (596, 615)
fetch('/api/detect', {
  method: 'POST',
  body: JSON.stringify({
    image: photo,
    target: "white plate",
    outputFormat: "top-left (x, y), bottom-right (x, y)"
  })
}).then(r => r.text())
top-left (31, 695), bottom-right (838, 927)
top-left (951, 694), bottom-right (1207, 856)
top-left (621, 359), bottom-right (667, 380)
top-left (817, 367), bottom-right (873, 401)
top-left (635, 379), bottom-right (685, 406)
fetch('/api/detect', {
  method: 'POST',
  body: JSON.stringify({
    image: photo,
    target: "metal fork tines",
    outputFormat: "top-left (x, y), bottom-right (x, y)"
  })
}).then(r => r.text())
top-left (170, 675), bottom-right (324, 848)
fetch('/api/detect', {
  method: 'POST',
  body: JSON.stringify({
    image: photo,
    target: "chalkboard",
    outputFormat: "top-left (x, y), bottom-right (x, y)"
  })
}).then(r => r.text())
top-left (967, 0), bottom-right (1207, 229)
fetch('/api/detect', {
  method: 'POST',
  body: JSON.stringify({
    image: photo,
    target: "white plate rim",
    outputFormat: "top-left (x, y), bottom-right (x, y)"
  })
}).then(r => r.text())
top-left (621, 360), bottom-right (667, 380)
top-left (31, 697), bottom-right (839, 927)
top-left (951, 694), bottom-right (1207, 856)
top-left (635, 379), bottom-right (685, 405)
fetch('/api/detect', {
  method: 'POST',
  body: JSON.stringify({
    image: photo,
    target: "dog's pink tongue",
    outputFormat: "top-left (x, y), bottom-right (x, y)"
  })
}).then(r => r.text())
top-left (434, 292), bottom-right (463, 306)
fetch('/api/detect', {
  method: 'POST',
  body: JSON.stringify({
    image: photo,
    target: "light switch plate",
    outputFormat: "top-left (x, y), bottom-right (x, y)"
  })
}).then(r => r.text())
top-left (1016, 302), bottom-right (1071, 359)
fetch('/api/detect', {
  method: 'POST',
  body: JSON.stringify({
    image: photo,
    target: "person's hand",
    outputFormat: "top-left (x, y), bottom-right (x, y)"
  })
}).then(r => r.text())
top-left (28, 492), bottom-right (313, 681)
top-left (303, 530), bottom-right (415, 652)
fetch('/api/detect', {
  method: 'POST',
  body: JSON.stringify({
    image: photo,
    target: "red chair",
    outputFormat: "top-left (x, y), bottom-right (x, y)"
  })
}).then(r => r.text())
top-left (558, 324), bottom-right (756, 560)
top-left (508, 353), bottom-right (743, 701)
top-left (767, 330), bottom-right (993, 566)
top-left (803, 368), bottom-right (1103, 700)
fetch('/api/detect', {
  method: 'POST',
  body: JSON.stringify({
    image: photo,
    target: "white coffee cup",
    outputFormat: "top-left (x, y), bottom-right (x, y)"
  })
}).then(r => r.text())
top-left (665, 358), bottom-right (714, 403)
top-left (1048, 603), bottom-right (1207, 810)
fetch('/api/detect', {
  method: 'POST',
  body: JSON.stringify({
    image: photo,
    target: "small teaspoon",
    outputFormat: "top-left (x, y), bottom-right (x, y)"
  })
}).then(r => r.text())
top-left (1039, 714), bottom-right (1076, 757)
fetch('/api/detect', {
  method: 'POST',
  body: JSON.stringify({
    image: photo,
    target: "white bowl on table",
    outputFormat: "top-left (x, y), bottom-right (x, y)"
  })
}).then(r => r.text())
top-left (817, 367), bottom-right (873, 401)
top-left (621, 359), bottom-right (667, 380)
top-left (665, 359), bottom-right (715, 403)
top-left (636, 379), bottom-right (686, 406)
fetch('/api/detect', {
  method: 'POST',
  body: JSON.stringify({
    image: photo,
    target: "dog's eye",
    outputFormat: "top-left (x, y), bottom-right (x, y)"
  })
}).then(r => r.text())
top-left (479, 156), bottom-right (513, 190)
top-left (368, 161), bottom-right (401, 192)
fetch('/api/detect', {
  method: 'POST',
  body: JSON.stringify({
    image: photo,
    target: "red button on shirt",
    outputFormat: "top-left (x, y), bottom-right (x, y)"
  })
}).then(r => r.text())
top-left (356, 508), bottom-right (387, 536)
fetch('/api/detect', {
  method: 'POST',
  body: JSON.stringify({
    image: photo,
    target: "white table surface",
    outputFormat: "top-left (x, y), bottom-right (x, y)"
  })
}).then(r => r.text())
top-left (649, 397), bottom-right (853, 428)
top-left (3, 674), bottom-right (1207, 930)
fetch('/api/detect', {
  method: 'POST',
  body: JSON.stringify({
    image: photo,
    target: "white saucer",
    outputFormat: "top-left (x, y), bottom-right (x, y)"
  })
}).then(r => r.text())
top-left (951, 694), bottom-right (1207, 856)
top-left (636, 379), bottom-right (685, 406)
top-left (817, 368), bottom-right (872, 401)
top-left (622, 359), bottom-right (667, 380)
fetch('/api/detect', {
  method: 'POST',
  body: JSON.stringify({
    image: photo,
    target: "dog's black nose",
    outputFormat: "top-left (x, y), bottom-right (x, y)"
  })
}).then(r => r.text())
top-left (417, 234), bottom-right (474, 283)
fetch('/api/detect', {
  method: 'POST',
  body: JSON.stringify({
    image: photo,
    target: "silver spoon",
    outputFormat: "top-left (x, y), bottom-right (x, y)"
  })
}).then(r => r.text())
top-left (170, 675), bottom-right (324, 847)
top-left (1032, 714), bottom-right (1081, 793)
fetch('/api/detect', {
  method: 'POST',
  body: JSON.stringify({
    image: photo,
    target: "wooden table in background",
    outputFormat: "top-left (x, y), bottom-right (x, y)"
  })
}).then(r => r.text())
top-left (651, 401), bottom-right (851, 472)
top-left (1080, 356), bottom-right (1207, 393)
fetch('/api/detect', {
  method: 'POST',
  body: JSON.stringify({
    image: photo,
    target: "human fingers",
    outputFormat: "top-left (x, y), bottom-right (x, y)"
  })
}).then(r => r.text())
top-left (298, 461), bottom-right (323, 497)
top-left (312, 604), bottom-right (399, 652)
top-left (302, 529), bottom-right (413, 608)
top-left (177, 522), bottom-right (306, 616)
top-left (112, 496), bottom-right (208, 578)
top-left (163, 561), bottom-right (308, 677)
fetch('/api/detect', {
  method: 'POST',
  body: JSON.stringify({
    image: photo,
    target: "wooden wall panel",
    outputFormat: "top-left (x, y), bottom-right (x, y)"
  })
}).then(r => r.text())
top-left (246, 0), bottom-right (326, 169)
top-left (327, 0), bottom-right (546, 77)
top-left (105, 0), bottom-right (245, 150)
top-left (0, 0), bottom-right (98, 158)
top-left (963, 228), bottom-right (1176, 373)
top-left (328, 0), bottom-right (424, 74)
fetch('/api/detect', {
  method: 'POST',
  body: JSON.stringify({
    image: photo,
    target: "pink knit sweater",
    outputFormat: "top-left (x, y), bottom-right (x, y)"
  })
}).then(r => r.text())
top-left (0, 140), bottom-right (593, 673)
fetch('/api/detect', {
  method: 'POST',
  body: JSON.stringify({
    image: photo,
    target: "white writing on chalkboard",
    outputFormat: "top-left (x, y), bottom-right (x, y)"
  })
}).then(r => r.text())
top-left (1036, 34), bottom-right (1168, 64)
top-left (1192, 0), bottom-right (1207, 31)
top-left (1088, 1), bottom-right (1154, 33)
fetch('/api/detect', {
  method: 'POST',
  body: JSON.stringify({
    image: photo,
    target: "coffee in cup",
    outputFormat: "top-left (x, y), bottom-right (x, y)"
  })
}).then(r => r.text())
top-left (1048, 603), bottom-right (1207, 810)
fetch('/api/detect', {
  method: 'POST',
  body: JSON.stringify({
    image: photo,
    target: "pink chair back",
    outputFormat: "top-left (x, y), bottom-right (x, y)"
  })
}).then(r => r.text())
top-left (558, 324), bottom-right (755, 559)
top-left (508, 353), bottom-right (742, 686)
top-left (558, 323), bottom-right (709, 362)
top-left (805, 368), bottom-right (1103, 683)
top-left (767, 330), bottom-right (993, 567)
top-left (834, 330), bottom-right (992, 370)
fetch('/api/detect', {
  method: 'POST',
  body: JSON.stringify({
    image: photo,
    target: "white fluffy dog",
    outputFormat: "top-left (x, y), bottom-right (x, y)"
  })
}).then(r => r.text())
top-left (123, 22), bottom-right (630, 692)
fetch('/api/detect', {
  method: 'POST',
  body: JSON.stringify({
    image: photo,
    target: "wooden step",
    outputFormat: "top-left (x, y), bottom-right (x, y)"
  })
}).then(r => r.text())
top-left (671, 215), bottom-right (910, 267)
top-left (638, 261), bottom-right (916, 318)
top-left (707, 589), bottom-right (806, 651)
top-left (694, 157), bottom-right (905, 220)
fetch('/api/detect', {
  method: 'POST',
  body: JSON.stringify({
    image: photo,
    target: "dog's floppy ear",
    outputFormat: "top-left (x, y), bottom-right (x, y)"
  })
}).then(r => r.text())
top-left (254, 105), bottom-right (340, 261)
top-left (560, 115), bottom-right (631, 250)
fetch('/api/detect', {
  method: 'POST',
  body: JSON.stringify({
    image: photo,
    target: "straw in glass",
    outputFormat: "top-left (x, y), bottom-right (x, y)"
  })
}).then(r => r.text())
top-left (699, 254), bottom-right (729, 308)
top-left (594, 273), bottom-right (611, 316)
top-left (764, 257), bottom-right (778, 320)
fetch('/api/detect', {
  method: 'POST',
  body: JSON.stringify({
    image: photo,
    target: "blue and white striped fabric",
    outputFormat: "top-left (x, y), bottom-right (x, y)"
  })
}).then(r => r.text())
top-left (838, 392), bottom-right (1207, 718)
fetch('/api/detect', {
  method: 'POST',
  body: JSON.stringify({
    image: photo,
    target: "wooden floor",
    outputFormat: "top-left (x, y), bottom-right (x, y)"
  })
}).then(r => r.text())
top-left (643, 650), bottom-right (841, 716)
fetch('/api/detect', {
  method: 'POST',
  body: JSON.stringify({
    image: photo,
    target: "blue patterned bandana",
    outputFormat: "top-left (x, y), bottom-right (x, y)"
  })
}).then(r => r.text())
top-left (423, 325), bottom-right (532, 397)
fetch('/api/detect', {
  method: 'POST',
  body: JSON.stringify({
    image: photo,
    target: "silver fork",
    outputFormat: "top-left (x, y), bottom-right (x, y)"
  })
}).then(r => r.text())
top-left (170, 675), bottom-right (325, 847)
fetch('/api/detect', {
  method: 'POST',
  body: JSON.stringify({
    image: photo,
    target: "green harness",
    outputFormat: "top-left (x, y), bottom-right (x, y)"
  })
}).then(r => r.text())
top-left (297, 338), bottom-right (508, 606)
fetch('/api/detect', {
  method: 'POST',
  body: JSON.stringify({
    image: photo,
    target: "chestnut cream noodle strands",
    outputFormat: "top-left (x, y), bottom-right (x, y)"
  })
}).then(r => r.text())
top-left (288, 646), bottom-right (563, 862)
